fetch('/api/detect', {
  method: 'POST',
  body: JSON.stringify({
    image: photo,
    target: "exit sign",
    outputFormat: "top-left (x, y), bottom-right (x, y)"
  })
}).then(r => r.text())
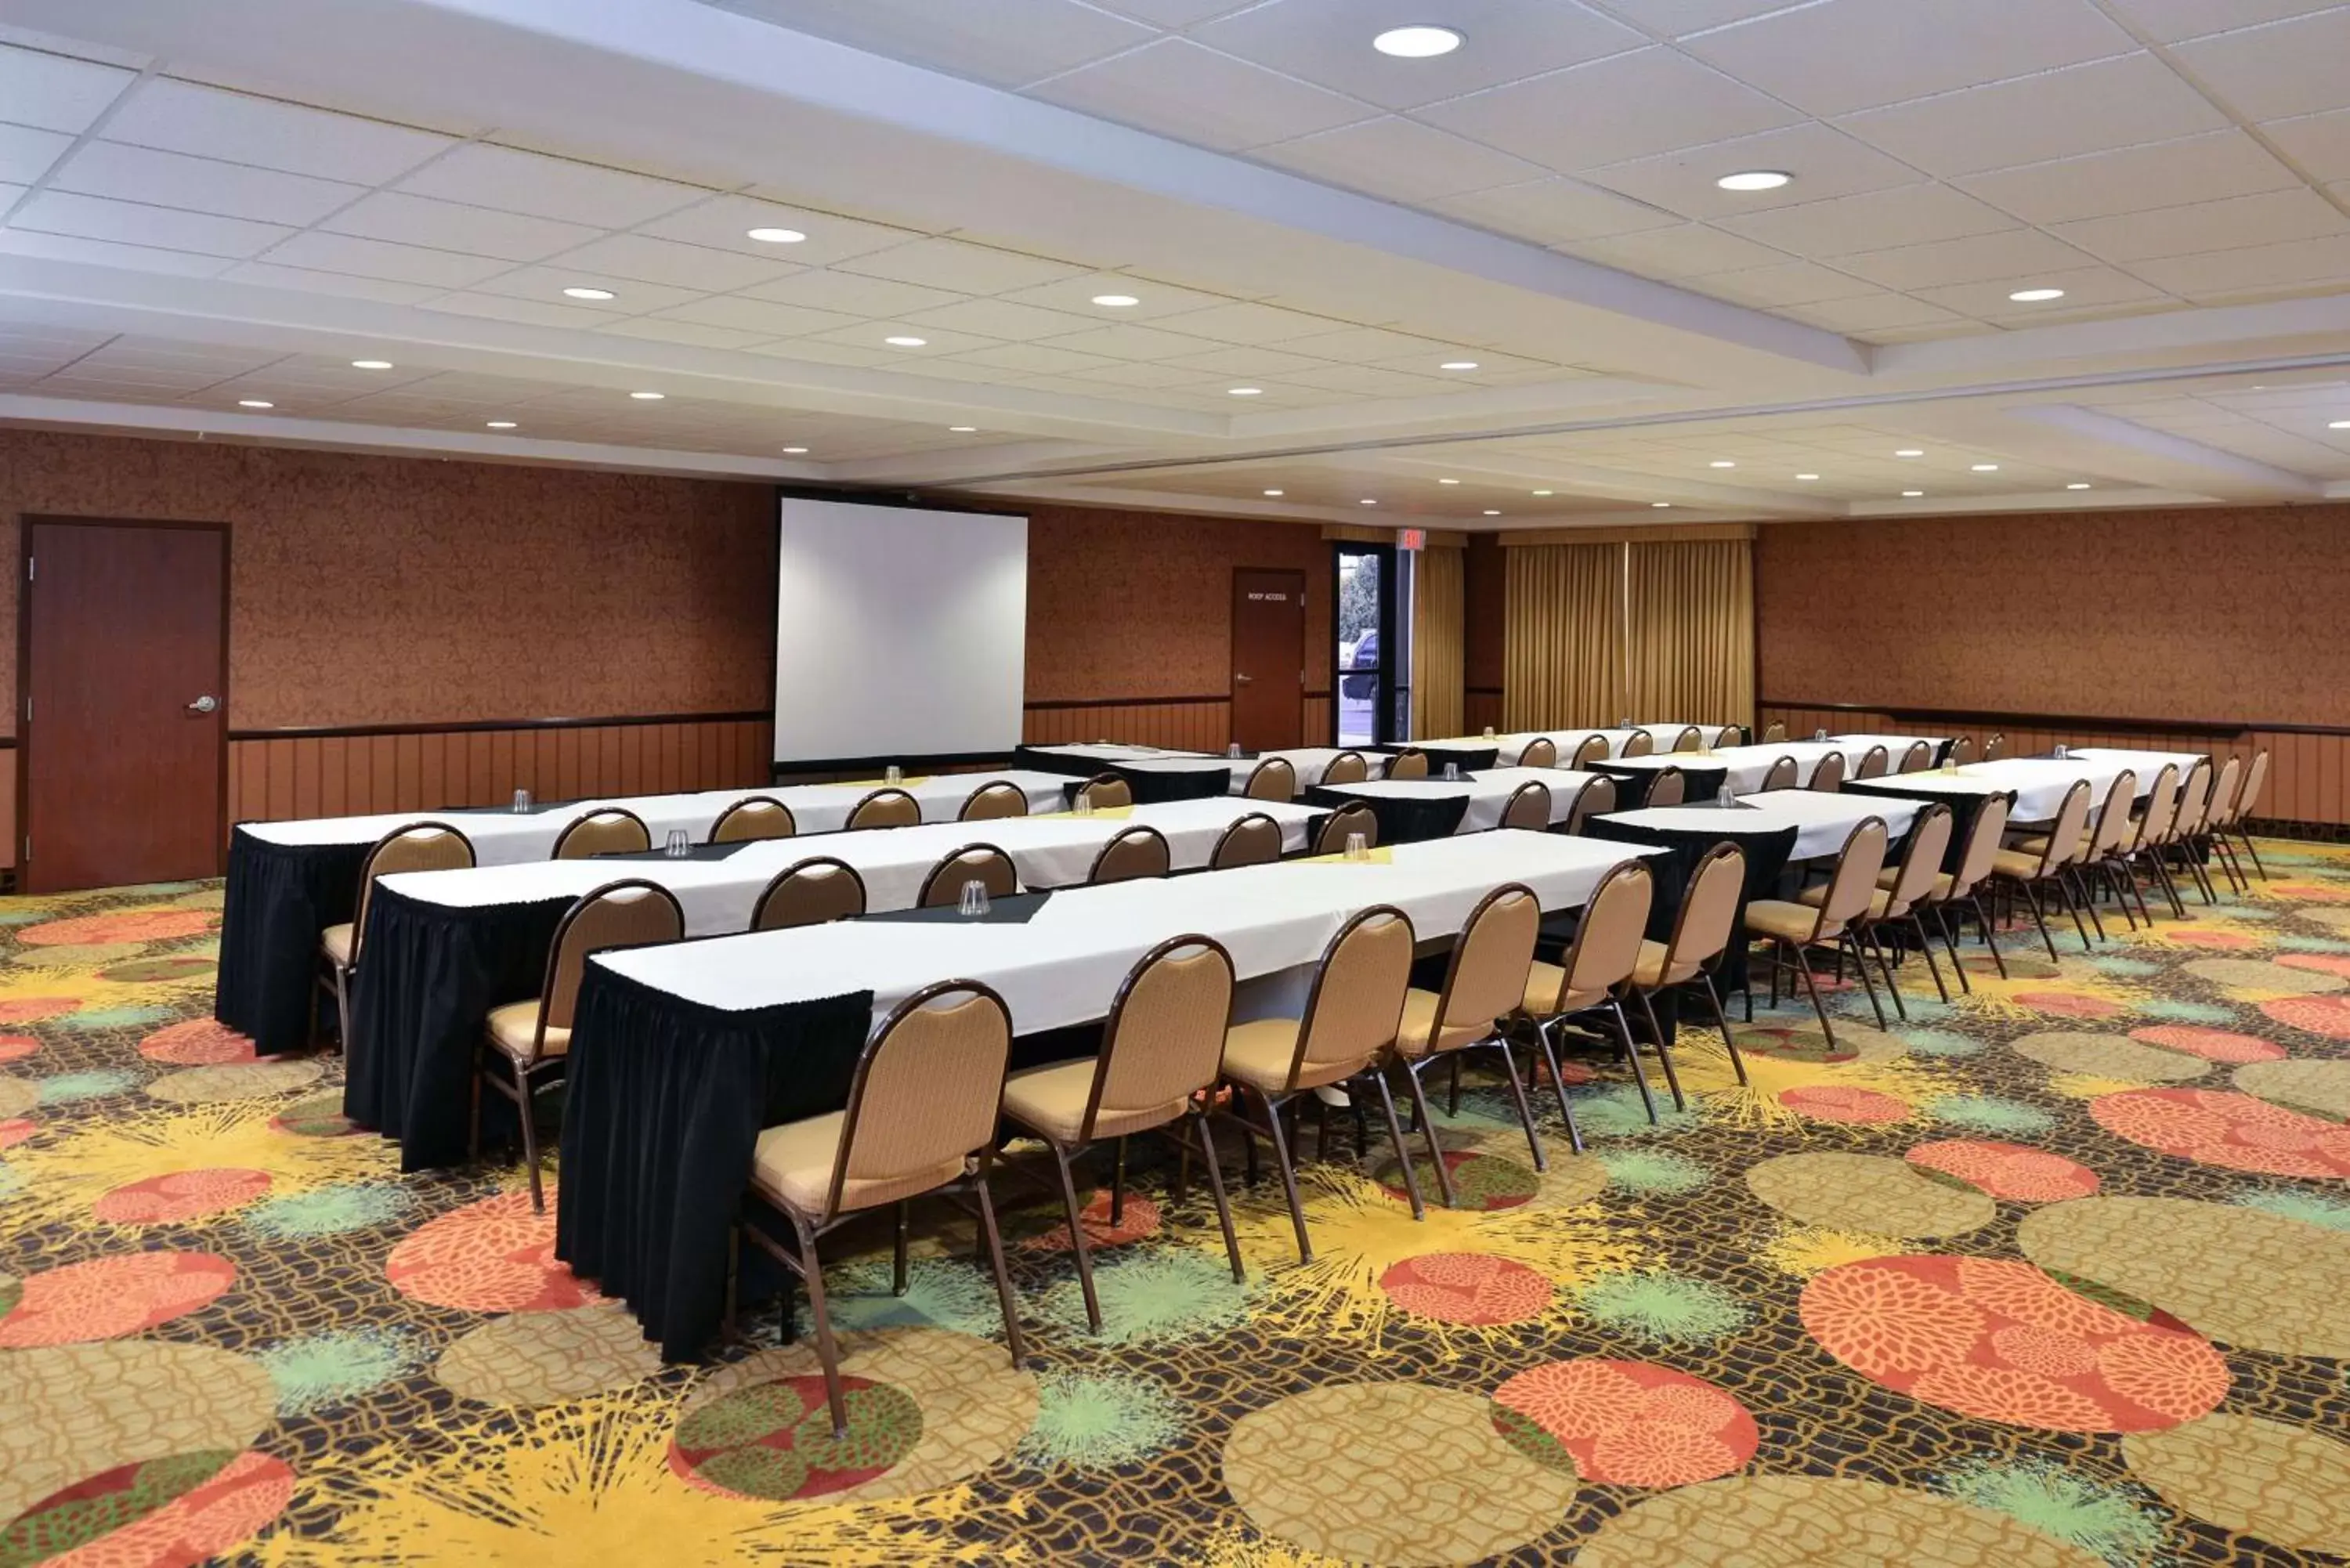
top-left (1397, 528), bottom-right (1426, 551)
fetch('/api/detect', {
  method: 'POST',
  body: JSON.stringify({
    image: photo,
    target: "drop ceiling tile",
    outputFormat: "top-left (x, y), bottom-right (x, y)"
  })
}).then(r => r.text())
top-left (1430, 177), bottom-right (1682, 245)
top-left (1025, 38), bottom-right (1373, 151)
top-left (250, 231), bottom-right (511, 288)
top-left (1907, 263), bottom-right (2171, 314)
top-left (0, 228), bottom-right (233, 276)
top-left (1955, 130), bottom-right (2301, 223)
top-left (945, 341), bottom-right (1120, 375)
top-left (995, 272), bottom-right (1232, 320)
top-left (1835, 53), bottom-right (2231, 178)
top-left (705, 0), bottom-right (1154, 88)
top-left (103, 78), bottom-right (454, 184)
top-left (0, 122), bottom-right (70, 185)
top-left (420, 292), bottom-right (616, 330)
top-left (0, 42), bottom-right (136, 134)
top-left (2050, 189), bottom-right (2350, 262)
top-left (217, 261), bottom-right (443, 304)
top-left (1281, 363), bottom-right (1453, 396)
top-left (1578, 121), bottom-right (1925, 219)
top-left (1087, 0), bottom-right (1253, 23)
top-left (323, 192), bottom-right (603, 264)
top-left (2128, 233), bottom-right (2350, 294)
top-left (540, 232), bottom-right (800, 292)
top-left (738, 269), bottom-right (968, 317)
top-left (1253, 117), bottom-right (1550, 203)
top-left (1190, 0), bottom-right (1644, 112)
top-left (1835, 227), bottom-right (2101, 289)
top-left (9, 190), bottom-right (293, 258)
top-left (2102, 0), bottom-right (2345, 42)
top-left (1066, 359), bottom-right (1208, 388)
top-left (396, 143), bottom-right (707, 228)
top-left (638, 194), bottom-right (927, 266)
top-left (1682, 0), bottom-right (2135, 117)
top-left (1276, 324), bottom-right (1455, 363)
top-left (1158, 345), bottom-right (1334, 377)
top-left (653, 295), bottom-right (868, 336)
top-left (1715, 181), bottom-right (2019, 256)
top-left (1582, 0), bottom-right (1828, 35)
top-left (1141, 299), bottom-right (1343, 345)
top-left (832, 235), bottom-right (1091, 294)
top-left (1564, 223), bottom-right (1793, 278)
top-left (2262, 107), bottom-right (2350, 182)
top-left (1029, 321), bottom-right (1227, 360)
top-left (1419, 46), bottom-right (1805, 172)
top-left (894, 297), bottom-right (1094, 341)
top-left (1687, 259), bottom-right (1879, 308)
top-left (2171, 8), bottom-right (2350, 120)
top-left (806, 322), bottom-right (1003, 356)
top-left (1781, 292), bottom-right (1969, 332)
top-left (47, 141), bottom-right (364, 226)
top-left (467, 266), bottom-right (703, 314)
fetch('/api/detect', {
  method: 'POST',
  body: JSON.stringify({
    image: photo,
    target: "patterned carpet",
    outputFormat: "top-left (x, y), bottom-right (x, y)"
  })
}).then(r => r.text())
top-left (3, 845), bottom-right (2349, 1566)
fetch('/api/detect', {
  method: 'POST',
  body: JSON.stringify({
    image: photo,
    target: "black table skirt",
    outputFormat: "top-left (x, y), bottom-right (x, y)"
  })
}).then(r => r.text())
top-left (215, 828), bottom-right (371, 1057)
top-left (1842, 781), bottom-right (2015, 874)
top-left (1593, 762), bottom-right (1730, 810)
top-left (1374, 742), bottom-right (1500, 772)
top-left (1304, 786), bottom-right (1470, 845)
top-left (1583, 816), bottom-right (1801, 998)
top-left (344, 884), bottom-right (572, 1172)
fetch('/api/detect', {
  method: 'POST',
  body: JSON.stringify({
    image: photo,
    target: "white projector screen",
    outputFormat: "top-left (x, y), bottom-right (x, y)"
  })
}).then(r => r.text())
top-left (772, 498), bottom-right (1029, 765)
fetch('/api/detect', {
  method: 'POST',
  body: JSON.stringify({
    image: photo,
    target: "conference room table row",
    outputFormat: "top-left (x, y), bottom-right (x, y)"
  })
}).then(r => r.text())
top-left (555, 828), bottom-right (1661, 1359)
top-left (215, 771), bottom-right (1074, 1057)
top-left (345, 794), bottom-right (1323, 1172)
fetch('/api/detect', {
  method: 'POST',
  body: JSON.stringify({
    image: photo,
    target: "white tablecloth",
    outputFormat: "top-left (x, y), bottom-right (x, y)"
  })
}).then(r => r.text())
top-left (1420, 724), bottom-right (1739, 764)
top-left (2066, 747), bottom-right (2209, 778)
top-left (1831, 733), bottom-right (1950, 761)
top-left (1224, 748), bottom-right (1355, 792)
top-left (594, 830), bottom-right (1659, 1032)
top-left (1600, 789), bottom-right (1923, 862)
top-left (240, 771), bottom-right (1073, 859)
top-left (1940, 758), bottom-right (2139, 822)
top-left (1315, 768), bottom-right (1607, 833)
top-left (377, 797), bottom-right (1318, 936)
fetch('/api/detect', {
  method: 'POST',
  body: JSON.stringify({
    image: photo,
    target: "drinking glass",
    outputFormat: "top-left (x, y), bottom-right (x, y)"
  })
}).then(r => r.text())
top-left (885, 763), bottom-right (903, 784)
top-left (665, 829), bottom-right (689, 857)
top-left (1074, 793), bottom-right (1094, 818)
top-left (1483, 724), bottom-right (1495, 738)
top-left (1717, 786), bottom-right (1735, 807)
top-left (1443, 762), bottom-right (1461, 781)
top-left (1344, 832), bottom-right (1368, 862)
top-left (1229, 742), bottom-right (1243, 758)
top-left (959, 880), bottom-right (990, 917)
top-left (512, 788), bottom-right (531, 814)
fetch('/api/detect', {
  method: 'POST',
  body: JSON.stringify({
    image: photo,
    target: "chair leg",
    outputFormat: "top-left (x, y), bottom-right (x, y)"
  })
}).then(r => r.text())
top-left (1864, 926), bottom-right (1907, 1021)
top-left (1446, 1053), bottom-right (1462, 1117)
top-left (1972, 894), bottom-right (2011, 977)
top-left (1256, 1090), bottom-right (1315, 1263)
top-left (2017, 880), bottom-right (2059, 963)
top-left (1699, 973), bottom-right (1748, 1085)
top-left (1632, 988), bottom-right (1687, 1111)
top-left (1610, 999), bottom-right (1660, 1123)
top-left (2211, 834), bottom-right (2248, 894)
top-left (1934, 905), bottom-right (1971, 994)
top-left (468, 1042), bottom-right (485, 1162)
top-left (1368, 1068), bottom-right (1425, 1219)
top-left (2239, 829), bottom-right (2269, 880)
top-left (1841, 934), bottom-right (1888, 1029)
top-left (1108, 1137), bottom-right (1128, 1228)
top-left (1397, 1064), bottom-right (1457, 1209)
top-left (513, 1059), bottom-right (544, 1214)
top-left (791, 1213), bottom-right (848, 1438)
top-left (1047, 1144), bottom-right (1101, 1333)
top-left (1489, 1039), bottom-right (1547, 1172)
top-left (971, 1162), bottom-right (1027, 1370)
top-left (1532, 1017), bottom-right (1585, 1154)
top-left (1191, 1111), bottom-right (1245, 1281)
top-left (1911, 915), bottom-right (1950, 1003)
top-left (1792, 941), bottom-right (1839, 1051)
top-left (332, 963), bottom-right (353, 1057)
top-left (2068, 867), bottom-right (2107, 943)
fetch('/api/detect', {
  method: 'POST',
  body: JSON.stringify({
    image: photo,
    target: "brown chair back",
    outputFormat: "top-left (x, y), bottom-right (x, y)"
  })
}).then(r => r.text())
top-left (1855, 744), bottom-right (1891, 779)
top-left (754, 857), bottom-right (866, 930)
top-left (918, 843), bottom-right (1018, 908)
top-left (711, 797), bottom-right (796, 844)
top-left (533, 880), bottom-right (686, 1052)
top-left (1426, 884), bottom-right (1541, 1043)
top-left (1654, 841), bottom-right (1745, 985)
top-left (1282, 905), bottom-right (1415, 1089)
top-left (2238, 748), bottom-right (2270, 826)
top-left (1500, 781), bottom-right (1552, 831)
top-left (1983, 732), bottom-right (2008, 762)
top-left (1671, 724), bottom-right (1704, 753)
top-left (1762, 755), bottom-right (1799, 792)
top-left (2129, 766), bottom-right (2179, 854)
top-left (1210, 812), bottom-right (1284, 870)
top-left (2033, 781), bottom-right (2095, 875)
top-left (1883, 803), bottom-right (1954, 915)
top-left (2171, 759), bottom-right (2213, 840)
top-left (959, 781), bottom-right (1029, 822)
top-left (1076, 774), bottom-right (1133, 811)
top-left (1244, 757), bottom-right (1296, 802)
top-left (1083, 937), bottom-right (1235, 1141)
top-left (848, 788), bottom-right (921, 830)
top-left (1762, 721), bottom-right (1787, 743)
top-left (2204, 756), bottom-right (2243, 836)
top-left (552, 808), bottom-right (652, 860)
top-left (1646, 767), bottom-right (1687, 807)
top-left (1089, 825), bottom-right (1170, 884)
top-left (1810, 751), bottom-right (1846, 792)
top-left (2090, 770), bottom-right (2139, 858)
top-left (821, 981), bottom-right (1012, 1221)
top-left (351, 821), bottom-right (475, 956)
top-left (1948, 735), bottom-right (1979, 766)
top-left (1564, 775), bottom-right (1617, 835)
top-left (1518, 736), bottom-right (1557, 768)
top-left (1949, 793), bottom-right (2012, 899)
top-left (1314, 802), bottom-right (1379, 856)
top-left (1385, 749), bottom-right (1430, 780)
top-left (1542, 859), bottom-right (1654, 1009)
top-left (1621, 729), bottom-right (1654, 757)
top-left (1813, 818), bottom-right (1892, 933)
top-left (1898, 741), bottom-right (1934, 773)
top-left (1571, 733), bottom-right (1610, 769)
top-left (1321, 750), bottom-right (1369, 786)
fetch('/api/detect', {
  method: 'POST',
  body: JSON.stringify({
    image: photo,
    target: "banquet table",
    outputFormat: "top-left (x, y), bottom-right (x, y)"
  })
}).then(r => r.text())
top-left (1591, 752), bottom-right (1732, 808)
top-left (1416, 724), bottom-right (1743, 766)
top-left (1224, 747), bottom-right (1356, 793)
top-left (1306, 768), bottom-right (1606, 843)
top-left (555, 829), bottom-right (1661, 1359)
top-left (342, 796), bottom-right (1319, 1172)
top-left (214, 772), bottom-right (1072, 1059)
top-left (1013, 743), bottom-right (1235, 804)
top-left (2066, 747), bottom-right (2209, 779)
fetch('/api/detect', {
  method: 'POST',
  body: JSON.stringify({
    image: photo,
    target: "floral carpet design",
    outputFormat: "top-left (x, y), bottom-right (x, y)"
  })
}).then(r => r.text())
top-left (4, 847), bottom-right (2350, 1565)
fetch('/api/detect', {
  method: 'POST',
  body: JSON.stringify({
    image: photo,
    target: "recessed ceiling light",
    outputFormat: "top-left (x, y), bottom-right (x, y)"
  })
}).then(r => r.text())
top-left (629, 390), bottom-right (665, 400)
top-left (1372, 24), bottom-right (1462, 57)
top-left (884, 335), bottom-right (927, 347)
top-left (1531, 490), bottom-right (1553, 497)
top-left (1971, 463), bottom-right (2000, 471)
top-left (1894, 448), bottom-right (1924, 457)
top-left (1650, 501), bottom-right (1672, 508)
top-left (2008, 287), bottom-right (2066, 302)
top-left (782, 446), bottom-right (809, 454)
top-left (1090, 294), bottom-right (1140, 308)
top-left (1228, 386), bottom-right (1264, 396)
top-left (1439, 360), bottom-right (1480, 371)
top-left (1359, 498), bottom-right (1378, 506)
top-left (1437, 478), bottom-right (1461, 485)
top-left (2067, 482), bottom-right (2092, 490)
top-left (1263, 489), bottom-right (1285, 497)
top-left (237, 399), bottom-right (273, 409)
top-left (2330, 419), bottom-right (2350, 429)
top-left (1901, 490), bottom-right (1925, 497)
top-left (1716, 170), bottom-right (1792, 192)
top-left (746, 227), bottom-right (806, 244)
top-left (562, 286), bottom-right (616, 301)
top-left (486, 420), bottom-right (517, 429)
top-left (1708, 460), bottom-right (1736, 468)
top-left (948, 425), bottom-right (978, 432)
top-left (1795, 472), bottom-right (1819, 480)
top-left (1483, 509), bottom-right (1502, 516)
top-left (350, 359), bottom-right (392, 370)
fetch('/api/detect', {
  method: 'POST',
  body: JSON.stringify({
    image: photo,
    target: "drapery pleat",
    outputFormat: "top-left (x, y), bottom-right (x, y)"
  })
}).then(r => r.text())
top-left (1410, 544), bottom-right (1465, 739)
top-left (1626, 540), bottom-right (1755, 732)
top-left (1502, 543), bottom-right (1622, 730)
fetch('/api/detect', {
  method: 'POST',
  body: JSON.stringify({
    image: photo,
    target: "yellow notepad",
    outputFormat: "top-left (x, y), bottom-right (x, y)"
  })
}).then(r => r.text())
top-left (1301, 847), bottom-right (1395, 865)
top-left (1037, 806), bottom-right (1135, 821)
top-left (840, 776), bottom-right (935, 789)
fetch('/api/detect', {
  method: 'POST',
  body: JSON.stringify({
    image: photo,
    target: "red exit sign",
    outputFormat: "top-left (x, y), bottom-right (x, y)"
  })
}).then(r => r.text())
top-left (1397, 527), bottom-right (1426, 551)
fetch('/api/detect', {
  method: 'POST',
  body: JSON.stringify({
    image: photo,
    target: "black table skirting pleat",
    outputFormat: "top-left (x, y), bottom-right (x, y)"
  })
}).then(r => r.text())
top-left (1303, 786), bottom-right (1470, 845)
top-left (344, 884), bottom-right (572, 1172)
top-left (1583, 816), bottom-right (1800, 1000)
top-left (1375, 743), bottom-right (1500, 772)
top-left (1842, 781), bottom-right (2014, 875)
top-left (1593, 763), bottom-right (1730, 810)
top-left (215, 828), bottom-right (370, 1057)
top-left (556, 967), bottom-right (873, 1361)
top-left (1014, 746), bottom-right (1233, 805)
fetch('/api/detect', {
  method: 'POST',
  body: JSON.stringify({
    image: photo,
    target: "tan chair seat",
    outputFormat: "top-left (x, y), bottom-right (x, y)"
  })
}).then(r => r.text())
top-left (751, 1110), bottom-right (964, 1216)
top-left (485, 999), bottom-right (568, 1060)
top-left (1632, 938), bottom-right (1678, 988)
top-left (1799, 883), bottom-right (1896, 919)
top-left (1876, 869), bottom-right (1954, 900)
top-left (2010, 834), bottom-right (2052, 857)
top-left (1991, 848), bottom-right (2044, 879)
top-left (1745, 898), bottom-right (1830, 945)
top-left (1222, 1017), bottom-right (1359, 1094)
top-left (1003, 1058), bottom-right (1185, 1143)
top-left (1520, 960), bottom-right (1614, 1017)
top-left (320, 923), bottom-right (355, 967)
top-left (1393, 986), bottom-right (1494, 1058)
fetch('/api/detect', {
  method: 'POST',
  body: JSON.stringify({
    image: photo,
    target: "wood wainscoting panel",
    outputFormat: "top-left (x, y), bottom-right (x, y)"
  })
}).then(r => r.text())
top-left (1024, 698), bottom-right (1231, 753)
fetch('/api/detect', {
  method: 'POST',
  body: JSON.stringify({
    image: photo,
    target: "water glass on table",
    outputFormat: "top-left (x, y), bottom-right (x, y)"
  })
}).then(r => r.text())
top-left (1343, 832), bottom-right (1369, 862)
top-left (512, 788), bottom-right (531, 814)
top-left (958, 880), bottom-right (992, 917)
top-left (1443, 762), bottom-right (1461, 782)
top-left (664, 829), bottom-right (689, 857)
top-left (884, 763), bottom-right (903, 784)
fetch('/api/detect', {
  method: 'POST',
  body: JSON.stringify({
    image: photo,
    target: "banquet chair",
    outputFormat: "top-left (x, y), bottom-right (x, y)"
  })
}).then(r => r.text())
top-left (1948, 735), bottom-right (1979, 766)
top-left (1385, 748), bottom-right (1430, 780)
top-left (1314, 804), bottom-right (1379, 857)
top-left (1809, 752), bottom-right (1846, 793)
top-left (2163, 760), bottom-right (2218, 905)
top-left (1854, 744), bottom-right (1891, 779)
top-left (1389, 883), bottom-right (1548, 1207)
top-left (2231, 748), bottom-right (2272, 880)
top-left (1571, 734), bottom-right (1611, 769)
top-left (1209, 812), bottom-right (1283, 870)
top-left (1089, 825), bottom-right (1171, 884)
top-left (1897, 741), bottom-right (1934, 773)
top-left (2013, 771), bottom-right (2136, 942)
top-left (1243, 757), bottom-right (1296, 802)
top-left (1762, 755), bottom-right (1799, 791)
top-left (1646, 767), bottom-right (1687, 807)
top-left (1762, 721), bottom-right (1787, 743)
top-left (752, 857), bottom-right (866, 930)
top-left (1216, 906), bottom-right (1415, 1261)
top-left (732, 980), bottom-right (1025, 1439)
top-left (1671, 724), bottom-right (1705, 753)
top-left (1918, 792), bottom-right (2013, 987)
top-left (959, 781), bottom-right (1029, 822)
top-left (1625, 842), bottom-right (1749, 1116)
top-left (1321, 750), bottom-right (1369, 786)
top-left (1807, 802), bottom-right (1956, 1014)
top-left (474, 879), bottom-right (683, 1213)
top-left (711, 797), bottom-right (796, 844)
top-left (1622, 730), bottom-right (1655, 757)
top-left (1983, 732), bottom-right (2008, 761)
top-left (1500, 780), bottom-right (1552, 831)
top-left (1989, 779), bottom-right (2095, 960)
top-left (1519, 736), bottom-right (1558, 768)
top-left (2199, 757), bottom-right (2249, 894)
top-left (1744, 817), bottom-right (1893, 1045)
top-left (1000, 937), bottom-right (1242, 1331)
top-left (1515, 858), bottom-right (1654, 1151)
top-left (2111, 764), bottom-right (2179, 924)
top-left (2082, 772), bottom-right (2145, 934)
top-left (919, 844), bottom-right (1018, 908)
top-left (1563, 775), bottom-right (1618, 836)
top-left (1076, 774), bottom-right (1133, 811)
top-left (316, 820), bottom-right (474, 1051)
top-left (552, 808), bottom-right (652, 859)
top-left (848, 788), bottom-right (921, 830)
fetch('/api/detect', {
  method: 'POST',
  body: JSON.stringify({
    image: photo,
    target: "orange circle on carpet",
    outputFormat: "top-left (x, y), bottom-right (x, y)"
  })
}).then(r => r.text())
top-left (92, 1169), bottom-right (273, 1224)
top-left (0, 1035), bottom-right (35, 1064)
top-left (2088, 1087), bottom-right (2350, 1180)
top-left (1492, 1359), bottom-right (1758, 1487)
top-left (17, 911), bottom-right (216, 947)
top-left (1906, 1140), bottom-right (2099, 1202)
top-left (1799, 1255), bottom-right (2227, 1432)
top-left (385, 1187), bottom-right (602, 1312)
top-left (139, 1020), bottom-right (258, 1065)
top-left (0, 998), bottom-right (81, 1024)
top-left (2261, 993), bottom-right (2350, 1039)
top-left (2013, 992), bottom-right (2126, 1020)
top-left (2127, 1026), bottom-right (2286, 1064)
top-left (0, 1252), bottom-right (237, 1346)
top-left (1779, 1085), bottom-right (1907, 1123)
top-left (1381, 1253), bottom-right (1553, 1325)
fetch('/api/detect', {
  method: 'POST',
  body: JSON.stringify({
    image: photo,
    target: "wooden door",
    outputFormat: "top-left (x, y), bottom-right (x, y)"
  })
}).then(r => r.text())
top-left (20, 518), bottom-right (229, 892)
top-left (1230, 568), bottom-right (1305, 750)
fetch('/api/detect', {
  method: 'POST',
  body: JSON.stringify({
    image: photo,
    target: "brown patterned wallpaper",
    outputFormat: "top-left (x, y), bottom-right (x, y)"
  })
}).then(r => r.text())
top-left (1755, 504), bottom-right (2350, 724)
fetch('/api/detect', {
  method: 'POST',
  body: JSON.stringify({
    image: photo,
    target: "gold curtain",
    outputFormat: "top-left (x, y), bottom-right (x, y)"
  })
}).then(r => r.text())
top-left (1625, 540), bottom-right (1754, 732)
top-left (1502, 543), bottom-right (1623, 730)
top-left (1410, 544), bottom-right (1466, 739)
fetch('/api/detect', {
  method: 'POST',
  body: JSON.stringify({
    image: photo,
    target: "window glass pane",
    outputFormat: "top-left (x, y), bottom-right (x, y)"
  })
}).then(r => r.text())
top-left (1337, 551), bottom-right (1381, 746)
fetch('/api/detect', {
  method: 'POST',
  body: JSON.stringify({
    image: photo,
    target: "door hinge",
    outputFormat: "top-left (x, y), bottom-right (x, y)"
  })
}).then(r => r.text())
top-left (24, 556), bottom-right (32, 581)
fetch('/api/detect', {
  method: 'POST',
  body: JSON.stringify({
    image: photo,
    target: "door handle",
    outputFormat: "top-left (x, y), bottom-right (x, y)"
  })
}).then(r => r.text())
top-left (1235, 673), bottom-right (1253, 685)
top-left (186, 695), bottom-right (219, 714)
